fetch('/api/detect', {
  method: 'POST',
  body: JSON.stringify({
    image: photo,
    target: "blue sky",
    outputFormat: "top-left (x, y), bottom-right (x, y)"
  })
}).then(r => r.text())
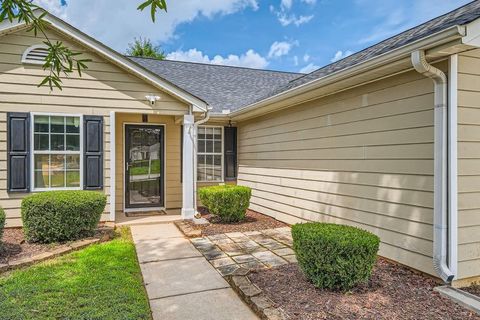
top-left (36, 0), bottom-right (471, 73)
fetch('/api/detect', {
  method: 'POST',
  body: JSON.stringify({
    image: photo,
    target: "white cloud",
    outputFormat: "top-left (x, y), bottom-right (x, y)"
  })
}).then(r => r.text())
top-left (330, 50), bottom-right (353, 62)
top-left (268, 40), bottom-right (297, 58)
top-left (303, 54), bottom-right (310, 62)
top-left (270, 0), bottom-right (314, 27)
top-left (166, 48), bottom-right (268, 69)
top-left (33, 0), bottom-right (259, 51)
top-left (277, 13), bottom-right (314, 26)
top-left (281, 0), bottom-right (293, 10)
top-left (299, 63), bottom-right (319, 73)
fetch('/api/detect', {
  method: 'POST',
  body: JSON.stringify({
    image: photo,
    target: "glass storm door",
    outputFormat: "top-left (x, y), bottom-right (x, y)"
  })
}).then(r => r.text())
top-left (125, 125), bottom-right (164, 209)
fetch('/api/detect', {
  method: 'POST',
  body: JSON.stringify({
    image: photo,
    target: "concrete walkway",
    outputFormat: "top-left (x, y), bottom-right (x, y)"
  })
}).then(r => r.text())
top-left (131, 223), bottom-right (258, 320)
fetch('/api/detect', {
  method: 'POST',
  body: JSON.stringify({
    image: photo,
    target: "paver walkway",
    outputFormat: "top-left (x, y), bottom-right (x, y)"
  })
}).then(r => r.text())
top-left (131, 223), bottom-right (258, 320)
top-left (190, 227), bottom-right (295, 276)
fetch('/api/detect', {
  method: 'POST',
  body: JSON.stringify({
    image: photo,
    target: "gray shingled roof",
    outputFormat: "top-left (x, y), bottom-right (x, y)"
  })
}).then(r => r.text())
top-left (128, 57), bottom-right (302, 113)
top-left (258, 0), bottom-right (480, 102)
top-left (129, 1), bottom-right (480, 115)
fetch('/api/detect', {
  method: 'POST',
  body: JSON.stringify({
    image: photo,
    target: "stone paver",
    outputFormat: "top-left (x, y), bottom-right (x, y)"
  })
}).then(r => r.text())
top-left (191, 227), bottom-right (294, 275)
top-left (150, 288), bottom-right (258, 320)
top-left (131, 223), bottom-right (258, 320)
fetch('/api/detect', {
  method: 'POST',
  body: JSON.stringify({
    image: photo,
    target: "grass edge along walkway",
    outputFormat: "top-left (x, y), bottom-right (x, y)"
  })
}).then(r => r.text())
top-left (0, 227), bottom-right (152, 320)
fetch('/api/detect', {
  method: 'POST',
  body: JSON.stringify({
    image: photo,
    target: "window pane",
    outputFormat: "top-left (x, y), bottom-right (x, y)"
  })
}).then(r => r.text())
top-left (197, 165), bottom-right (206, 181)
top-left (214, 127), bottom-right (222, 140)
top-left (214, 141), bottom-right (221, 153)
top-left (214, 155), bottom-right (222, 166)
top-left (34, 171), bottom-right (49, 188)
top-left (198, 139), bottom-right (206, 153)
top-left (51, 154), bottom-right (65, 171)
top-left (51, 116), bottom-right (65, 133)
top-left (66, 135), bottom-right (80, 151)
top-left (206, 127), bottom-right (213, 140)
top-left (66, 117), bottom-right (80, 133)
top-left (51, 134), bottom-right (65, 151)
top-left (66, 171), bottom-right (80, 187)
top-left (34, 134), bottom-right (49, 150)
top-left (206, 140), bottom-right (213, 153)
top-left (213, 166), bottom-right (222, 180)
top-left (34, 154), bottom-right (49, 170)
top-left (51, 171), bottom-right (65, 188)
top-left (66, 155), bottom-right (80, 169)
top-left (34, 115), bottom-right (49, 133)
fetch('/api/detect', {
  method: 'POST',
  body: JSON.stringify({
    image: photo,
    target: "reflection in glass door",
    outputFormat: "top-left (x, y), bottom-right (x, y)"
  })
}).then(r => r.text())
top-left (125, 125), bottom-right (164, 209)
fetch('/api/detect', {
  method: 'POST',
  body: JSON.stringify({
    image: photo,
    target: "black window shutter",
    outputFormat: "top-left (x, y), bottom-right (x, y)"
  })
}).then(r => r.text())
top-left (7, 112), bottom-right (30, 192)
top-left (224, 126), bottom-right (237, 181)
top-left (83, 116), bottom-right (103, 190)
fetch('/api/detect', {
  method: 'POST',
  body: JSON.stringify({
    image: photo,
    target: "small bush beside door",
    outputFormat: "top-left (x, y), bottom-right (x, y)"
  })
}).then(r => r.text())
top-left (292, 222), bottom-right (380, 291)
top-left (21, 191), bottom-right (107, 243)
top-left (198, 185), bottom-right (252, 223)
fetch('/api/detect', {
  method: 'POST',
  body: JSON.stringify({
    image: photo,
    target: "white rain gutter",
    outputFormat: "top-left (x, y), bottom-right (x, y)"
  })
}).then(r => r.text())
top-left (411, 50), bottom-right (454, 283)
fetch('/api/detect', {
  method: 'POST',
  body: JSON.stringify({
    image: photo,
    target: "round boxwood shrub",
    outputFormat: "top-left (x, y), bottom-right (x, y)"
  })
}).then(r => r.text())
top-left (292, 222), bottom-right (380, 291)
top-left (21, 191), bottom-right (107, 243)
top-left (198, 185), bottom-right (252, 223)
top-left (0, 207), bottom-right (5, 248)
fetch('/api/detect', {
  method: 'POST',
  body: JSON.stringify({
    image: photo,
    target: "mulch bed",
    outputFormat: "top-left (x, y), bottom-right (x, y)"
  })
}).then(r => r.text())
top-left (0, 226), bottom-right (112, 265)
top-left (248, 258), bottom-right (480, 320)
top-left (184, 209), bottom-right (288, 236)
top-left (462, 284), bottom-right (480, 297)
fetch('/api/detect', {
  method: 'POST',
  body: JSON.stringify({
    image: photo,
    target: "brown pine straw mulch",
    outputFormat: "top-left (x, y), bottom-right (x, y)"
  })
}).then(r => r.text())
top-left (0, 226), bottom-right (112, 265)
top-left (248, 258), bottom-right (480, 320)
top-left (183, 209), bottom-right (288, 236)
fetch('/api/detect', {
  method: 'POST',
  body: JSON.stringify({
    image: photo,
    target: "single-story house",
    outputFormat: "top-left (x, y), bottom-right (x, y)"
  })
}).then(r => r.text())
top-left (1, 2), bottom-right (480, 287)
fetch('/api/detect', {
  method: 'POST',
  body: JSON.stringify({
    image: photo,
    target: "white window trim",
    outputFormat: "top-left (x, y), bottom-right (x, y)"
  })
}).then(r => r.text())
top-left (197, 125), bottom-right (224, 183)
top-left (30, 112), bottom-right (84, 192)
top-left (22, 44), bottom-right (49, 65)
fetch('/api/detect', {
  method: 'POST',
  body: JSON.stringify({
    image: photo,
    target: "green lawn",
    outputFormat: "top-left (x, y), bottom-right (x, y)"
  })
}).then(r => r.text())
top-left (0, 228), bottom-right (151, 320)
top-left (130, 159), bottom-right (161, 176)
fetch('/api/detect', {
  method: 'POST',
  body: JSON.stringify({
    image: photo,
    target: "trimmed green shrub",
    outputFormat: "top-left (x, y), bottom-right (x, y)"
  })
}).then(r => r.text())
top-left (292, 222), bottom-right (380, 291)
top-left (0, 207), bottom-right (5, 248)
top-left (21, 191), bottom-right (107, 243)
top-left (198, 185), bottom-right (252, 223)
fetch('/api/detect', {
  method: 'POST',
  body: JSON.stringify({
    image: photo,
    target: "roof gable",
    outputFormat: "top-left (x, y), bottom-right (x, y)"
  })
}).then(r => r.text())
top-left (0, 10), bottom-right (208, 112)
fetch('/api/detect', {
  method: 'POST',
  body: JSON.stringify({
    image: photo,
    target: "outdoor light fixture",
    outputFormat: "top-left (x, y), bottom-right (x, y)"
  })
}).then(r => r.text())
top-left (145, 94), bottom-right (161, 106)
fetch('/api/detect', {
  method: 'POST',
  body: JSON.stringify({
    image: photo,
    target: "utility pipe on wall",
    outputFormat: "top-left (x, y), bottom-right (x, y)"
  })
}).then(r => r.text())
top-left (411, 50), bottom-right (454, 283)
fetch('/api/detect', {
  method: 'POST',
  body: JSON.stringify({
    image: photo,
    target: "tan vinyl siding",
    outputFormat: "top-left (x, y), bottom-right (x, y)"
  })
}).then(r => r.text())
top-left (237, 66), bottom-right (441, 276)
top-left (114, 113), bottom-right (182, 213)
top-left (0, 28), bottom-right (188, 227)
top-left (457, 48), bottom-right (480, 280)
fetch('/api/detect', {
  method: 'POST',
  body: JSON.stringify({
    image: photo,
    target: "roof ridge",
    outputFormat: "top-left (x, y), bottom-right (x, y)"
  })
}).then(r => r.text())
top-left (126, 55), bottom-right (304, 75)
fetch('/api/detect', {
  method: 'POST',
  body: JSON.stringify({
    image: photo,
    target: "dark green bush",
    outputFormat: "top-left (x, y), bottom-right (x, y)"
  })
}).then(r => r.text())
top-left (0, 207), bottom-right (5, 248)
top-left (21, 191), bottom-right (107, 243)
top-left (292, 222), bottom-right (380, 291)
top-left (198, 185), bottom-right (252, 223)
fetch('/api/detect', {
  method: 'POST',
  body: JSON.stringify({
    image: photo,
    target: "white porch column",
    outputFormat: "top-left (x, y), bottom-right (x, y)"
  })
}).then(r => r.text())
top-left (182, 114), bottom-right (196, 219)
top-left (109, 111), bottom-right (116, 222)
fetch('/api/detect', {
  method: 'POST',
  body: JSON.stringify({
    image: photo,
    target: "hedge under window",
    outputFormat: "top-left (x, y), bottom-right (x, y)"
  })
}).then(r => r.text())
top-left (32, 114), bottom-right (82, 190)
top-left (197, 126), bottom-right (223, 182)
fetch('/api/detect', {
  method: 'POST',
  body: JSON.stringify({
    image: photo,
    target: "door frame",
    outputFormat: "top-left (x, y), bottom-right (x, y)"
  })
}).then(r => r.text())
top-left (123, 123), bottom-right (166, 212)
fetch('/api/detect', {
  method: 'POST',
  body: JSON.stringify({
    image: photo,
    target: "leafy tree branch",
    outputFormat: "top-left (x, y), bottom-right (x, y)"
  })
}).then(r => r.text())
top-left (0, 0), bottom-right (167, 90)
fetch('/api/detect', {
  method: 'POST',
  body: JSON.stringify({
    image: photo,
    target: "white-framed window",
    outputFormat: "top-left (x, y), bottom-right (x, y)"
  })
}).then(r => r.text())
top-left (31, 113), bottom-right (83, 191)
top-left (197, 126), bottom-right (223, 182)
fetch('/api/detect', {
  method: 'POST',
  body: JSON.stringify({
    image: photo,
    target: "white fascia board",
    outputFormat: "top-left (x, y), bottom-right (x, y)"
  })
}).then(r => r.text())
top-left (0, 12), bottom-right (208, 113)
top-left (462, 18), bottom-right (480, 47)
top-left (230, 25), bottom-right (465, 121)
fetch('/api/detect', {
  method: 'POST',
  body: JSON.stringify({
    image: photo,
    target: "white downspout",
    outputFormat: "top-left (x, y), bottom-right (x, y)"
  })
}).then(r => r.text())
top-left (411, 50), bottom-right (454, 283)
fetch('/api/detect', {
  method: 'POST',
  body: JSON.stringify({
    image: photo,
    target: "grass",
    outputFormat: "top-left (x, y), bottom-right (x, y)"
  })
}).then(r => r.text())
top-left (0, 228), bottom-right (151, 320)
top-left (130, 159), bottom-right (160, 176)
